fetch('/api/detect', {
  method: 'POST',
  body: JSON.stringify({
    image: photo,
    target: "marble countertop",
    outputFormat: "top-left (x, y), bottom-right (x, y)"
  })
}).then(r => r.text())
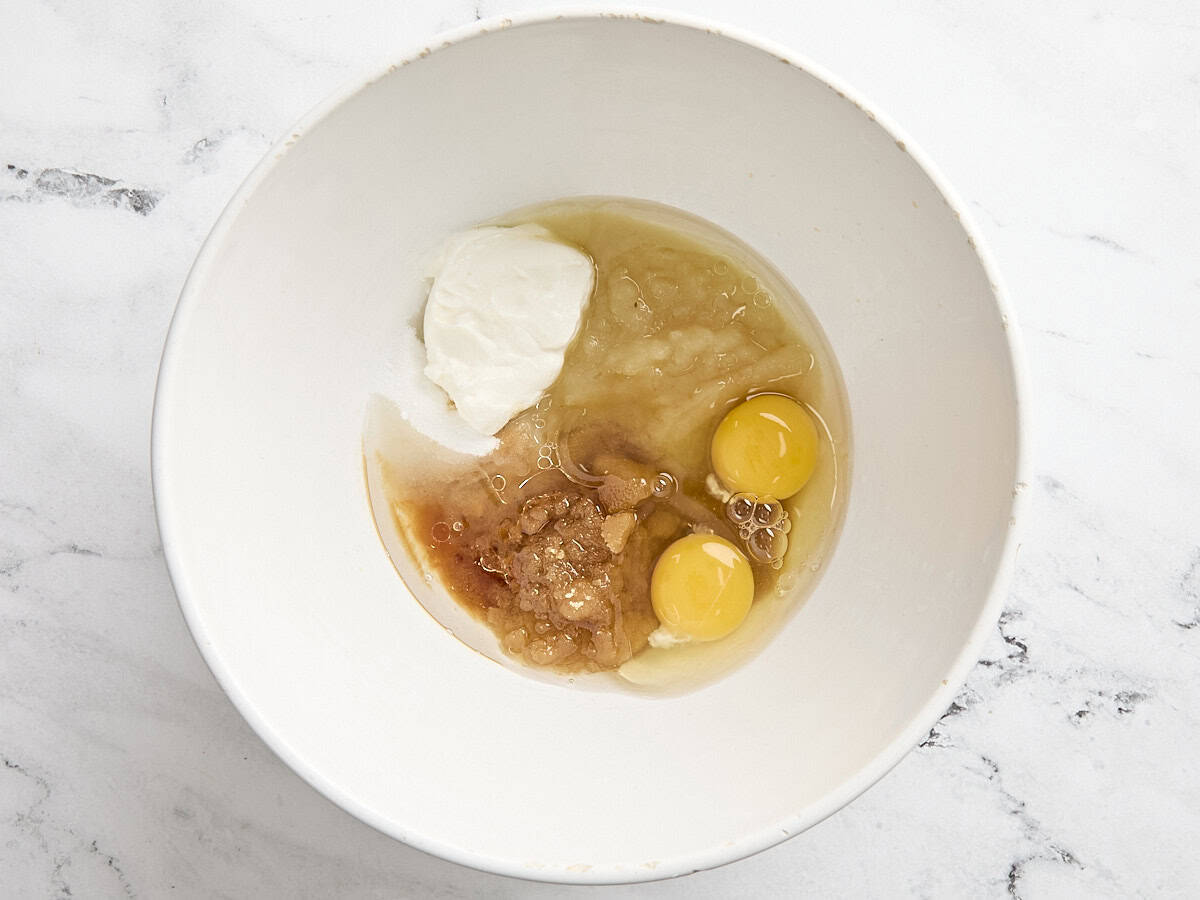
top-left (3, 0), bottom-right (1198, 896)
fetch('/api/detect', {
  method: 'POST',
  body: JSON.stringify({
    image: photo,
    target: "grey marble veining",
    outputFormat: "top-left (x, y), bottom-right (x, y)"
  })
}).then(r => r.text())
top-left (2, 0), bottom-right (1199, 896)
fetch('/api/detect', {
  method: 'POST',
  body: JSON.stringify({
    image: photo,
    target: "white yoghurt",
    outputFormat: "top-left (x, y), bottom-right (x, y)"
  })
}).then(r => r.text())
top-left (422, 224), bottom-right (594, 436)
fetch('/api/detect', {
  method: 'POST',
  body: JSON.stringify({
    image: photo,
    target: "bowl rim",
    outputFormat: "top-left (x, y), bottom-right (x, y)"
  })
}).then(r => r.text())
top-left (151, 6), bottom-right (1031, 885)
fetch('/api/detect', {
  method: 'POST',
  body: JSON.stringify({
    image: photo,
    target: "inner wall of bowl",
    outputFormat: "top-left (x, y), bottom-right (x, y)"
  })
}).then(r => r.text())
top-left (159, 18), bottom-right (1018, 875)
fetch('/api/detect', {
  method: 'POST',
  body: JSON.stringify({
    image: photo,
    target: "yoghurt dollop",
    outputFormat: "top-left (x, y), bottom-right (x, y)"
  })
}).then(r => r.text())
top-left (423, 224), bottom-right (594, 435)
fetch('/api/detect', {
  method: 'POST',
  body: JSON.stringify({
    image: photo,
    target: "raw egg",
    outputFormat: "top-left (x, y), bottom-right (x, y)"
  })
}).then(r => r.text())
top-left (710, 394), bottom-right (818, 499)
top-left (650, 534), bottom-right (754, 642)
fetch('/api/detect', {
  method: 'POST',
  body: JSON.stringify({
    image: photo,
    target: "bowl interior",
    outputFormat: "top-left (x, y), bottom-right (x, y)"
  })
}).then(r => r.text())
top-left (154, 16), bottom-right (1020, 883)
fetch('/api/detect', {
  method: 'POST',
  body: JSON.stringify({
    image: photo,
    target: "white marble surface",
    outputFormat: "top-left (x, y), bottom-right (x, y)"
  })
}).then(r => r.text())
top-left (2, 0), bottom-right (1198, 896)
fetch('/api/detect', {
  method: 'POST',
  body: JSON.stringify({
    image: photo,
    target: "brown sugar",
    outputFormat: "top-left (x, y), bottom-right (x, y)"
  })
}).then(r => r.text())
top-left (478, 490), bottom-right (630, 667)
top-left (410, 465), bottom-right (679, 671)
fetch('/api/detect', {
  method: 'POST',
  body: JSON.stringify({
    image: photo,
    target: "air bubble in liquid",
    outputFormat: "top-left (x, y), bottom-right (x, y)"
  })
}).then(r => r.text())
top-left (652, 472), bottom-right (677, 499)
top-left (713, 260), bottom-right (729, 275)
top-left (491, 474), bottom-right (507, 492)
top-left (748, 527), bottom-right (788, 563)
top-left (752, 499), bottom-right (784, 528)
top-left (752, 290), bottom-right (772, 309)
top-left (727, 493), bottom-right (756, 525)
top-left (771, 529), bottom-right (790, 559)
top-left (431, 522), bottom-right (451, 542)
top-left (451, 520), bottom-right (465, 533)
top-left (746, 531), bottom-right (771, 562)
top-left (532, 416), bottom-right (546, 429)
top-left (741, 275), bottom-right (758, 293)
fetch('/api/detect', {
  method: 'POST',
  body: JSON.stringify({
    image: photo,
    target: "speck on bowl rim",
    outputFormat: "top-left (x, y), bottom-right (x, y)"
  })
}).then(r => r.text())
top-left (151, 7), bottom-right (1030, 885)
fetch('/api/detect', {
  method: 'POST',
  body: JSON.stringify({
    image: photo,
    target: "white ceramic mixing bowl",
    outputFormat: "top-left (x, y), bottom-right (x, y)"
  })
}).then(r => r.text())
top-left (152, 11), bottom-right (1026, 884)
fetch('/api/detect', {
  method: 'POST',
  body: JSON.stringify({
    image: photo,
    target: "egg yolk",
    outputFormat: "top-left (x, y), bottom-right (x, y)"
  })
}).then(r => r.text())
top-left (710, 394), bottom-right (818, 499)
top-left (650, 534), bottom-right (754, 642)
